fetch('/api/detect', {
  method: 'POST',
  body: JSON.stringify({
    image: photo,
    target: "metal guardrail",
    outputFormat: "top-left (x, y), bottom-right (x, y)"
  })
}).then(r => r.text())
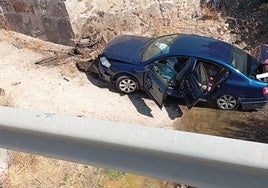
top-left (0, 106), bottom-right (267, 187)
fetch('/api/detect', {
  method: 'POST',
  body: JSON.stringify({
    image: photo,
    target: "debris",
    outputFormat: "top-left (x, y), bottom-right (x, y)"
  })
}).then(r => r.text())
top-left (76, 61), bottom-right (93, 72)
top-left (68, 48), bottom-right (83, 56)
top-left (76, 59), bottom-right (98, 73)
top-left (76, 33), bottom-right (102, 48)
top-left (11, 42), bottom-right (23, 49)
top-left (11, 82), bottom-right (21, 86)
top-left (0, 88), bottom-right (5, 96)
top-left (63, 77), bottom-right (70, 82)
top-left (77, 114), bottom-right (85, 118)
top-left (34, 56), bottom-right (58, 65)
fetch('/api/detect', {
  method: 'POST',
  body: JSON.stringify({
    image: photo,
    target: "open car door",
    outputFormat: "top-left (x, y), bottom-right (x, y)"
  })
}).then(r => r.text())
top-left (144, 63), bottom-right (176, 108)
top-left (181, 61), bottom-right (209, 109)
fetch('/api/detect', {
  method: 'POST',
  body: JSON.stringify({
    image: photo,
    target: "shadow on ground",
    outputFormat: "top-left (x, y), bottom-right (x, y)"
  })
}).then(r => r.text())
top-left (85, 72), bottom-right (183, 119)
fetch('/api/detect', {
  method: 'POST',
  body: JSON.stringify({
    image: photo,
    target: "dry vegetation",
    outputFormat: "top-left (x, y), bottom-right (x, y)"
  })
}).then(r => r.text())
top-left (5, 152), bottom-right (99, 187)
top-left (4, 151), bottom-right (179, 188)
top-left (201, 6), bottom-right (221, 20)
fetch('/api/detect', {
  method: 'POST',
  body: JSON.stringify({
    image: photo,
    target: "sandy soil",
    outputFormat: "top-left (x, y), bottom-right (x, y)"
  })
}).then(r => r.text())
top-left (0, 29), bottom-right (182, 128)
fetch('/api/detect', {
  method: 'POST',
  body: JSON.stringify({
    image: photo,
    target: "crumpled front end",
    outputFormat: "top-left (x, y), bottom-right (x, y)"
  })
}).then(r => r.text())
top-left (102, 35), bottom-right (150, 65)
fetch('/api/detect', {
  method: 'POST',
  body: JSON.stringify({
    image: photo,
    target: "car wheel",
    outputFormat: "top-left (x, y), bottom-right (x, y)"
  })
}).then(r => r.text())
top-left (216, 94), bottom-right (239, 110)
top-left (116, 76), bottom-right (138, 94)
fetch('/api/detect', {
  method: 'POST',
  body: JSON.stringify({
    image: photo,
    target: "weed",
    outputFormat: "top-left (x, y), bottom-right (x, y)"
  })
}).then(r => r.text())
top-left (59, 173), bottom-right (70, 186)
top-left (100, 169), bottom-right (125, 181)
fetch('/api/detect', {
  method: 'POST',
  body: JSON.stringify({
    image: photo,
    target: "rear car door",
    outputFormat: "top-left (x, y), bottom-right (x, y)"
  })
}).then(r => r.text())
top-left (181, 61), bottom-right (210, 109)
top-left (144, 61), bottom-right (177, 108)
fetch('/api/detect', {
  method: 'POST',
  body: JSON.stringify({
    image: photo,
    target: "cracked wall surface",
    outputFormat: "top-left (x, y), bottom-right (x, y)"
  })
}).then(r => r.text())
top-left (65, 0), bottom-right (202, 41)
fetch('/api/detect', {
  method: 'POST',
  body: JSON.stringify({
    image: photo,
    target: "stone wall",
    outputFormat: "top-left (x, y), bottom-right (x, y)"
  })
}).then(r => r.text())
top-left (0, 0), bottom-right (265, 46)
top-left (0, 0), bottom-right (203, 44)
top-left (65, 0), bottom-right (265, 42)
top-left (0, 0), bottom-right (74, 45)
top-left (65, 0), bottom-right (202, 41)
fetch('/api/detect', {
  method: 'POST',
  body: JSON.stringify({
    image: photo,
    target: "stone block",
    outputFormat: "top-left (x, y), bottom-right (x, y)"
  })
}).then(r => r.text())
top-left (0, 0), bottom-right (74, 45)
top-left (5, 13), bottom-right (23, 31)
top-left (0, 0), bottom-right (13, 13)
top-left (30, 15), bottom-right (44, 31)
top-left (11, 0), bottom-right (27, 13)
top-left (57, 18), bottom-right (75, 45)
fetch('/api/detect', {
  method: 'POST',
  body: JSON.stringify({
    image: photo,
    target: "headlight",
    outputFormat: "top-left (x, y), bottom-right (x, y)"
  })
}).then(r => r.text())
top-left (100, 57), bottom-right (111, 68)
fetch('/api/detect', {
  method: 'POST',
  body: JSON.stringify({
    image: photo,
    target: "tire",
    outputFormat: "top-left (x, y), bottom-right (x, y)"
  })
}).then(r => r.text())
top-left (115, 75), bottom-right (138, 94)
top-left (215, 94), bottom-right (239, 110)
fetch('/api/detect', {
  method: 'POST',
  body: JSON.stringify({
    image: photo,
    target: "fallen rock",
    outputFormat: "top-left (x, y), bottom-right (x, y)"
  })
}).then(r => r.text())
top-left (76, 59), bottom-right (98, 73)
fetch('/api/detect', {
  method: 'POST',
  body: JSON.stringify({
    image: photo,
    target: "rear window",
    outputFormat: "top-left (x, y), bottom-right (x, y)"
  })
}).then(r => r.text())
top-left (230, 46), bottom-right (259, 77)
top-left (230, 46), bottom-right (249, 75)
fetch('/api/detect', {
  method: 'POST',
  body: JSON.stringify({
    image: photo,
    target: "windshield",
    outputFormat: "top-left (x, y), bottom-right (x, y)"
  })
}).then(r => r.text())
top-left (141, 35), bottom-right (178, 62)
top-left (230, 46), bottom-right (259, 76)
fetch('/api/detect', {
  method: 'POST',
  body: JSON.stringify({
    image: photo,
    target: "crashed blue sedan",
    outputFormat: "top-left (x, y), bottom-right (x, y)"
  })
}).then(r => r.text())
top-left (98, 34), bottom-right (268, 110)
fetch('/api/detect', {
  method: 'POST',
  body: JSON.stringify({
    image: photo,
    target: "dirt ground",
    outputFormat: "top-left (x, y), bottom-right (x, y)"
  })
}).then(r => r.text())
top-left (0, 29), bottom-right (183, 128)
top-left (0, 29), bottom-right (186, 187)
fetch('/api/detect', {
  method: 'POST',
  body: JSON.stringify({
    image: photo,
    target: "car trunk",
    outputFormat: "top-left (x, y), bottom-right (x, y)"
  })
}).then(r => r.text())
top-left (256, 44), bottom-right (268, 81)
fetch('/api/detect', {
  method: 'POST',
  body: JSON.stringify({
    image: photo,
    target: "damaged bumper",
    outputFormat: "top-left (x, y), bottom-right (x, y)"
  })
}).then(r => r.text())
top-left (98, 62), bottom-right (112, 82)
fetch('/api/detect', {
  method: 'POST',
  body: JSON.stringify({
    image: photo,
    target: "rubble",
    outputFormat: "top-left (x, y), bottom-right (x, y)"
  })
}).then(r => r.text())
top-left (34, 56), bottom-right (58, 65)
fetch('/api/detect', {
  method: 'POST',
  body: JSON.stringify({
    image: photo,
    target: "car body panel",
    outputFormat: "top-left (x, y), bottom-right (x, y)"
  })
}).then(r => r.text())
top-left (143, 66), bottom-right (168, 108)
top-left (98, 34), bottom-right (268, 110)
top-left (239, 96), bottom-right (268, 110)
top-left (143, 58), bottom-right (209, 109)
top-left (169, 34), bottom-right (232, 64)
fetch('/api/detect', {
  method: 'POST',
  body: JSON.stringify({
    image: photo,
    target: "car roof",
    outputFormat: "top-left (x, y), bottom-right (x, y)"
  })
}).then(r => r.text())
top-left (169, 34), bottom-right (233, 64)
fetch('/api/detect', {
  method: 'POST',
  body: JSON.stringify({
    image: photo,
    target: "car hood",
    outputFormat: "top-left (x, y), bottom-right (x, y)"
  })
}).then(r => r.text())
top-left (103, 35), bottom-right (151, 65)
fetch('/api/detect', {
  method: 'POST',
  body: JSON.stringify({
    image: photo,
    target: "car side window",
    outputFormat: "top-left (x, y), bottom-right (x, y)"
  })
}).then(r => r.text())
top-left (151, 61), bottom-right (176, 85)
top-left (155, 57), bottom-right (190, 72)
top-left (150, 57), bottom-right (190, 86)
top-left (192, 62), bottom-right (209, 92)
top-left (197, 60), bottom-right (230, 91)
top-left (173, 57), bottom-right (190, 73)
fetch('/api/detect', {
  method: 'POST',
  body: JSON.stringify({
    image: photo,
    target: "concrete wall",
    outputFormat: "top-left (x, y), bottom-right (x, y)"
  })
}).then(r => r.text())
top-left (0, 0), bottom-right (74, 45)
